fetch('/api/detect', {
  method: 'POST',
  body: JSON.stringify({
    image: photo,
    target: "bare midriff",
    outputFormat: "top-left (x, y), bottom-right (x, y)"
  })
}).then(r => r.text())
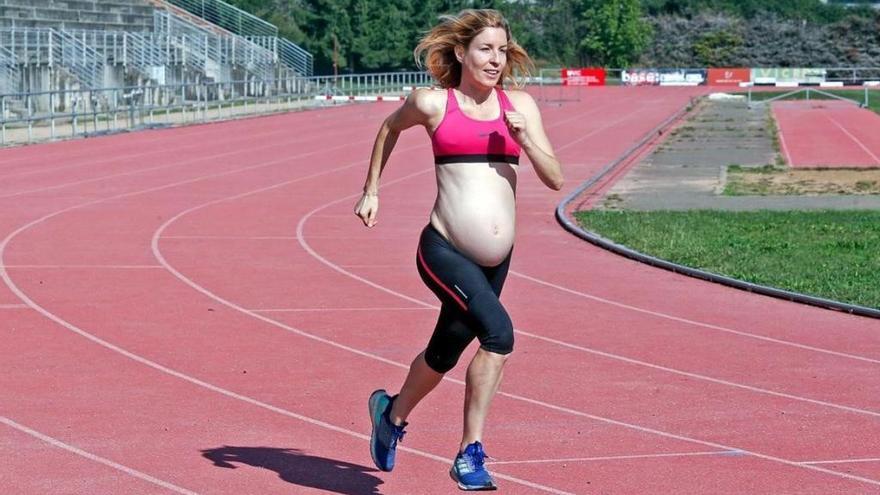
top-left (430, 161), bottom-right (517, 267)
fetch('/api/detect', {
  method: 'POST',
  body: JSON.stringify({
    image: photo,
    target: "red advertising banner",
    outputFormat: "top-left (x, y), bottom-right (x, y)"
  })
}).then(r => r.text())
top-left (708, 68), bottom-right (751, 86)
top-left (561, 68), bottom-right (606, 86)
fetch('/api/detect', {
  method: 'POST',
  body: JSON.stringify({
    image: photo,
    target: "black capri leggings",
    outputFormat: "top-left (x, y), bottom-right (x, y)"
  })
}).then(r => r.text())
top-left (415, 223), bottom-right (514, 373)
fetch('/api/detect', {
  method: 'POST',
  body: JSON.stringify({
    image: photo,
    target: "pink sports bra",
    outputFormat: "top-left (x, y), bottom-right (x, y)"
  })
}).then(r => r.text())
top-left (431, 88), bottom-right (522, 165)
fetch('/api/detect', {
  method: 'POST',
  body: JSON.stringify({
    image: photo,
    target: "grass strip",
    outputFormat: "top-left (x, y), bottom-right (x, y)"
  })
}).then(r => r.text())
top-left (574, 209), bottom-right (880, 309)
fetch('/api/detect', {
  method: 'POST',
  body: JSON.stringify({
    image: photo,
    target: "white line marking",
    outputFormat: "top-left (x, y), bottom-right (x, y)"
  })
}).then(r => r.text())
top-left (290, 168), bottom-right (880, 486)
top-left (163, 236), bottom-right (299, 240)
top-left (0, 110), bottom-right (379, 180)
top-left (0, 158), bottom-right (573, 495)
top-left (6, 265), bottom-right (163, 269)
top-left (252, 307), bottom-right (435, 312)
top-left (0, 123), bottom-right (376, 200)
top-left (826, 114), bottom-right (880, 165)
top-left (6, 100), bottom-right (877, 489)
top-left (487, 450), bottom-right (738, 465)
top-left (0, 416), bottom-right (198, 495)
top-left (803, 457), bottom-right (880, 465)
top-left (773, 106), bottom-right (795, 166)
top-left (511, 270), bottom-right (880, 366)
top-left (0, 303), bottom-right (29, 309)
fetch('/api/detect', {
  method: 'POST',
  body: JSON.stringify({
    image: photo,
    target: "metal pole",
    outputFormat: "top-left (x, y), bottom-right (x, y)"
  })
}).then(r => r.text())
top-left (50, 91), bottom-right (56, 138)
top-left (27, 93), bottom-right (32, 143)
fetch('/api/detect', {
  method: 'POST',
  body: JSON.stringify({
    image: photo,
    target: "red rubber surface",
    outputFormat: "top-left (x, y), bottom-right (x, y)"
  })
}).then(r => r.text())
top-left (772, 100), bottom-right (880, 168)
top-left (2, 87), bottom-right (879, 494)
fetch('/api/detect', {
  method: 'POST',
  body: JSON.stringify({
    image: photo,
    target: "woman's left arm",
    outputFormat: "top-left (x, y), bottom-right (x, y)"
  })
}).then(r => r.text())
top-left (504, 91), bottom-right (564, 190)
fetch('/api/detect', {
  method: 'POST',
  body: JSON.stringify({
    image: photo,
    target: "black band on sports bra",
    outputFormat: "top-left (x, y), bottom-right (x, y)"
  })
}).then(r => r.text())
top-left (434, 154), bottom-right (520, 165)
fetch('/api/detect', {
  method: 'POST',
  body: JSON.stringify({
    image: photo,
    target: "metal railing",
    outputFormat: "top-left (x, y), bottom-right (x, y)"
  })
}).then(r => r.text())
top-left (0, 28), bottom-right (104, 88)
top-left (0, 46), bottom-right (19, 96)
top-left (63, 30), bottom-right (180, 70)
top-left (154, 10), bottom-right (277, 80)
top-left (164, 0), bottom-right (313, 76)
top-left (166, 0), bottom-right (278, 37)
top-left (0, 70), bottom-right (435, 145)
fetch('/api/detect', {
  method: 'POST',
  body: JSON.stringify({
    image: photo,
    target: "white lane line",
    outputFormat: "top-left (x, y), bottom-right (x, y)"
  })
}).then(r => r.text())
top-left (487, 450), bottom-right (739, 465)
top-left (291, 167), bottom-right (880, 420)
top-left (0, 109), bottom-right (379, 180)
top-left (802, 458), bottom-right (880, 465)
top-left (0, 416), bottom-right (198, 495)
top-left (252, 307), bottom-right (436, 313)
top-left (0, 119), bottom-right (377, 200)
top-left (826, 114), bottom-right (880, 165)
top-left (6, 265), bottom-right (163, 269)
top-left (0, 159), bottom-right (573, 495)
top-left (0, 303), bottom-right (29, 309)
top-left (7, 99), bottom-right (874, 490)
top-left (511, 270), bottom-right (880, 366)
top-left (149, 169), bottom-right (567, 494)
top-left (291, 173), bottom-right (880, 487)
top-left (773, 106), bottom-right (795, 166)
top-left (163, 236), bottom-right (299, 240)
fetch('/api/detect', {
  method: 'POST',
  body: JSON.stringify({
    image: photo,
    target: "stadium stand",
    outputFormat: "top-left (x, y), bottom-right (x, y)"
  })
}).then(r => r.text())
top-left (0, 0), bottom-right (312, 98)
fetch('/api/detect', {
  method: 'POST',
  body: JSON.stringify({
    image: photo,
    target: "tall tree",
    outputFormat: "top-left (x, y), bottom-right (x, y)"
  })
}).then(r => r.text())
top-left (581, 0), bottom-right (652, 67)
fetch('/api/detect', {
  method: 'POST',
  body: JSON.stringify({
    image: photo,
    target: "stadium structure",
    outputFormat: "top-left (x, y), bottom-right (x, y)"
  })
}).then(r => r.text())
top-left (0, 0), bottom-right (313, 113)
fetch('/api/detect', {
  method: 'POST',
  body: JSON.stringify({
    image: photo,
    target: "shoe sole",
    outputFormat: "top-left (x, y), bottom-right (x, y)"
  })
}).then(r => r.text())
top-left (368, 389), bottom-right (391, 472)
top-left (449, 468), bottom-right (498, 491)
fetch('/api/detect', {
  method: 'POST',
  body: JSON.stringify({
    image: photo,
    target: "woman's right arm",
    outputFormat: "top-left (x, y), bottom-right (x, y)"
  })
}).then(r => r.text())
top-left (355, 89), bottom-right (438, 228)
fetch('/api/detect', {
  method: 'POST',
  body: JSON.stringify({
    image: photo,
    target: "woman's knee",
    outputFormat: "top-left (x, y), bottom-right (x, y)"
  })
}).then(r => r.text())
top-left (468, 291), bottom-right (514, 354)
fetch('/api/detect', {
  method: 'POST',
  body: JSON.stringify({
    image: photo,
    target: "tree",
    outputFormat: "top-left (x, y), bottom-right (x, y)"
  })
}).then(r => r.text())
top-left (581, 0), bottom-right (652, 68)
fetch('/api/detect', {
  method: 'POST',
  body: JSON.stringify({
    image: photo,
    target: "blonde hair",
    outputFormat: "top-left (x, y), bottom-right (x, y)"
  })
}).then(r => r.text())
top-left (414, 9), bottom-right (533, 89)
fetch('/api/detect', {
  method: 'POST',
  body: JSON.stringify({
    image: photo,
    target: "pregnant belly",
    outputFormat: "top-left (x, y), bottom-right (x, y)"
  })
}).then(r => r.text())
top-left (432, 196), bottom-right (516, 267)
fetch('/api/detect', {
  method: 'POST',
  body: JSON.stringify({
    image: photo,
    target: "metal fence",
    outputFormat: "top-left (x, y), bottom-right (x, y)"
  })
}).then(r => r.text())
top-left (166, 0), bottom-right (278, 37)
top-left (0, 71), bottom-right (435, 146)
top-left (0, 28), bottom-right (104, 88)
top-left (165, 0), bottom-right (313, 76)
top-left (0, 46), bottom-right (19, 96)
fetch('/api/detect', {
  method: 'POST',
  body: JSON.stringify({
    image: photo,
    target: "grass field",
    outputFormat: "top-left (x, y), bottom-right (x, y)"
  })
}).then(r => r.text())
top-left (575, 209), bottom-right (880, 309)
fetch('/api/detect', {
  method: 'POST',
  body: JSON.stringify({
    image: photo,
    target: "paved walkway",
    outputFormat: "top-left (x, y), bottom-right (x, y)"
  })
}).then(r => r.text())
top-left (602, 97), bottom-right (880, 211)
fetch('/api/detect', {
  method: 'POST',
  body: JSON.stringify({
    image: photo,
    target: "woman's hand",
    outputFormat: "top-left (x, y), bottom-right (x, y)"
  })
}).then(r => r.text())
top-left (503, 111), bottom-right (531, 148)
top-left (354, 193), bottom-right (379, 227)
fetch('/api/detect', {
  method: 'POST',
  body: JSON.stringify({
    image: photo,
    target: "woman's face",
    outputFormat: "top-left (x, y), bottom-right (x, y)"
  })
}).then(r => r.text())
top-left (457, 27), bottom-right (508, 88)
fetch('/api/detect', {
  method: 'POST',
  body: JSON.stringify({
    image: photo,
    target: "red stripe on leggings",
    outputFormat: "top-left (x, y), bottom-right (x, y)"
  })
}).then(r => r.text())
top-left (417, 246), bottom-right (468, 311)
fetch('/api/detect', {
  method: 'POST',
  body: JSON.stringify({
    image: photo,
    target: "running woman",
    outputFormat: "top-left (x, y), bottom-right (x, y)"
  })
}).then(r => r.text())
top-left (354, 9), bottom-right (563, 491)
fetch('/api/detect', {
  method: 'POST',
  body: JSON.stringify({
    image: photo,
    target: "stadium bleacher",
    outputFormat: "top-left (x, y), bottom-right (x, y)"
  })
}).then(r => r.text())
top-left (0, 0), bottom-right (312, 97)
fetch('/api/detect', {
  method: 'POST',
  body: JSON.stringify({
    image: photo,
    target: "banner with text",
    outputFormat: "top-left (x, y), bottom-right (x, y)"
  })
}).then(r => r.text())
top-left (561, 68), bottom-right (606, 86)
top-left (622, 69), bottom-right (706, 86)
top-left (707, 68), bottom-right (751, 86)
top-left (751, 68), bottom-right (827, 85)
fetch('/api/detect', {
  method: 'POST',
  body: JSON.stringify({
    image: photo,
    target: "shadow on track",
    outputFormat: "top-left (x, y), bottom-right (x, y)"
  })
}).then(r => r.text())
top-left (202, 445), bottom-right (383, 494)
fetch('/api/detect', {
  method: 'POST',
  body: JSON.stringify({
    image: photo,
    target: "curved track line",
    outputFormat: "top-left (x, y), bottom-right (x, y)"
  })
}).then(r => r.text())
top-left (0, 114), bottom-right (378, 182)
top-left (1, 416), bottom-right (197, 494)
top-left (0, 149), bottom-right (573, 494)
top-left (511, 270), bottom-right (880, 365)
top-left (290, 189), bottom-right (880, 487)
top-left (0, 121), bottom-right (377, 200)
top-left (4, 106), bottom-right (877, 489)
top-left (0, 102), bottom-right (365, 170)
top-left (150, 158), bottom-right (880, 487)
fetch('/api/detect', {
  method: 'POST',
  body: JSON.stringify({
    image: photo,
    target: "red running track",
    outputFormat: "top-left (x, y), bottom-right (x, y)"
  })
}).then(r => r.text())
top-left (2, 87), bottom-right (880, 494)
top-left (773, 100), bottom-right (880, 168)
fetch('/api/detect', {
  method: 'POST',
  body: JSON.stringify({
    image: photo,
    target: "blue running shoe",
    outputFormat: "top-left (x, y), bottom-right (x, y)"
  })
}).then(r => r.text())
top-left (368, 389), bottom-right (407, 472)
top-left (450, 441), bottom-right (497, 491)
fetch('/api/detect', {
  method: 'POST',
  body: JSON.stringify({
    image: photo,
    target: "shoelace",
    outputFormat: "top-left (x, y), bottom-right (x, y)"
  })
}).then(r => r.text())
top-left (464, 443), bottom-right (486, 471)
top-left (392, 423), bottom-right (407, 443)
